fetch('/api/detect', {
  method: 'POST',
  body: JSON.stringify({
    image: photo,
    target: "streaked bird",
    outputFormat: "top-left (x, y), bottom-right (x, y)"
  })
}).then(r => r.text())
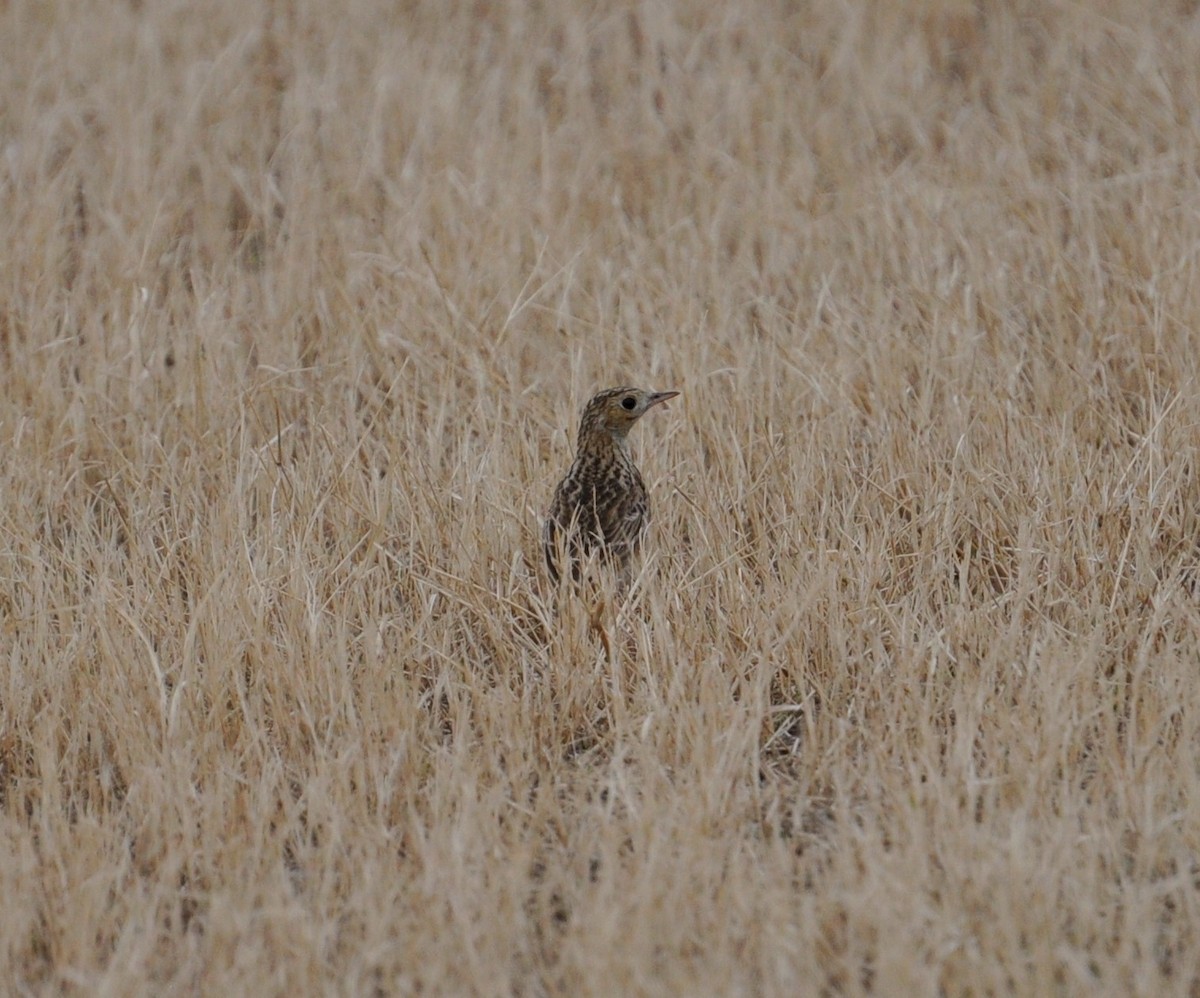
top-left (543, 386), bottom-right (679, 587)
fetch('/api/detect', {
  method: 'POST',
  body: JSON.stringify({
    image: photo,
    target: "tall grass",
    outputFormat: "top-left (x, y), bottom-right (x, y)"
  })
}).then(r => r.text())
top-left (3, 0), bottom-right (1200, 993)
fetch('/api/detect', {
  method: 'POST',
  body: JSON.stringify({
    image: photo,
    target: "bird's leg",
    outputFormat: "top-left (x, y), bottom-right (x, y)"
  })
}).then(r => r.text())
top-left (616, 556), bottom-right (633, 596)
top-left (588, 594), bottom-right (611, 663)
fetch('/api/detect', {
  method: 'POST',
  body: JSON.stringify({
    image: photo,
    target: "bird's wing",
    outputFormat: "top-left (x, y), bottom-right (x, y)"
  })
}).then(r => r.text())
top-left (599, 496), bottom-right (647, 552)
top-left (542, 514), bottom-right (561, 581)
top-left (544, 476), bottom-right (591, 580)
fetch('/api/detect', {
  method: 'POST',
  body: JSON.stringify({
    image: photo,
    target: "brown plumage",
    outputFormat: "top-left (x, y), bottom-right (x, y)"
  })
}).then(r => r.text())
top-left (543, 386), bottom-right (680, 586)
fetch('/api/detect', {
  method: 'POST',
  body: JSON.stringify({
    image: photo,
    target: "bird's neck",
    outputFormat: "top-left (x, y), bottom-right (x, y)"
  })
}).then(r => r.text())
top-left (576, 427), bottom-right (632, 465)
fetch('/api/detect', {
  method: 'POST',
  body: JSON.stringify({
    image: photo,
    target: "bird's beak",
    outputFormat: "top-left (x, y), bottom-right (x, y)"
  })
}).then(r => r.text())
top-left (647, 391), bottom-right (680, 410)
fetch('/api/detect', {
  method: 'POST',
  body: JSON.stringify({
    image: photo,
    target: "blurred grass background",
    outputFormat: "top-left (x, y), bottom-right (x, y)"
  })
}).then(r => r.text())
top-left (2, 1), bottom-right (1200, 993)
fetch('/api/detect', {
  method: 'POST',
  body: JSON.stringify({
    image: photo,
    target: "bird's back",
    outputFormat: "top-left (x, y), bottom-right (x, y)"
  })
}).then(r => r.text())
top-left (543, 446), bottom-right (650, 582)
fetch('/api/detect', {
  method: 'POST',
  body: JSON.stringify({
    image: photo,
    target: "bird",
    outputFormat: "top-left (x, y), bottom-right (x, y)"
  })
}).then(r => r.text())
top-left (543, 386), bottom-right (680, 588)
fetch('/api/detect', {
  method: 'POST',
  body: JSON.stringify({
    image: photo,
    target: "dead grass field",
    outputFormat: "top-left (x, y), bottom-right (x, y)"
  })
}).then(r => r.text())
top-left (3, 0), bottom-right (1200, 993)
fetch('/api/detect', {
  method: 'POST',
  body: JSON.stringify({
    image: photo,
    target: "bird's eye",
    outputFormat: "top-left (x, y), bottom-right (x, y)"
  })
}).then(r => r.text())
top-left (621, 396), bottom-right (636, 411)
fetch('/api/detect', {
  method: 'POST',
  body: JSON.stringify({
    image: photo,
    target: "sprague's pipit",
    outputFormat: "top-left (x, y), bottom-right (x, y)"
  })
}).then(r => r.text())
top-left (543, 387), bottom-right (680, 588)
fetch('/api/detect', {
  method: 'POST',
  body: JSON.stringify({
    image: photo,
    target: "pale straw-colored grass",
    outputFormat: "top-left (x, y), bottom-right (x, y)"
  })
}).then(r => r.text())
top-left (3, 0), bottom-right (1200, 993)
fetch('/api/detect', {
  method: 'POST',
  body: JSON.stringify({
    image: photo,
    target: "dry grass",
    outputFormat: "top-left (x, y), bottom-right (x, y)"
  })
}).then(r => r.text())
top-left (3, 0), bottom-right (1200, 993)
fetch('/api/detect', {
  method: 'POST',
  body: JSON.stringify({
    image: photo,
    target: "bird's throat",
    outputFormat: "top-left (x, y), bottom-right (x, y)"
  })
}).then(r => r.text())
top-left (577, 427), bottom-right (632, 464)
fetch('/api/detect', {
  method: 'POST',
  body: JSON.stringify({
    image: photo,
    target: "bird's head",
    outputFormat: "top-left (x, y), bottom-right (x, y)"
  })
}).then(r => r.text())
top-left (578, 387), bottom-right (680, 442)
